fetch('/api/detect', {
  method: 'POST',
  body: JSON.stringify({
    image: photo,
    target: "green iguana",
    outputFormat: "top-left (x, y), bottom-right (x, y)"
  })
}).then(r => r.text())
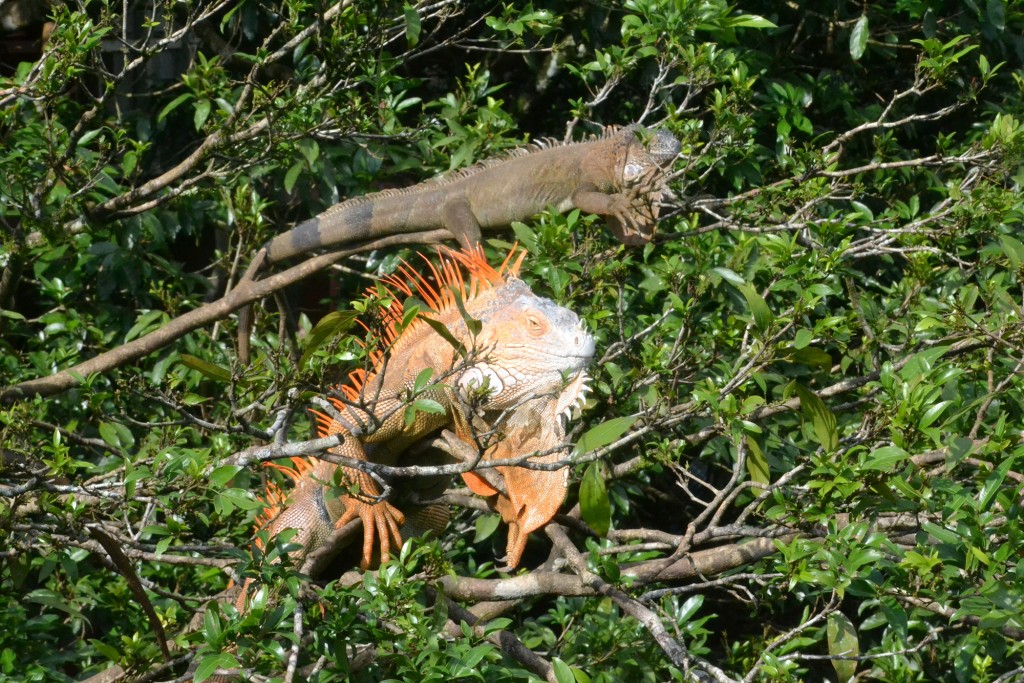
top-left (261, 124), bottom-right (680, 261)
top-left (242, 246), bottom-right (593, 604)
top-left (236, 124), bottom-right (677, 363)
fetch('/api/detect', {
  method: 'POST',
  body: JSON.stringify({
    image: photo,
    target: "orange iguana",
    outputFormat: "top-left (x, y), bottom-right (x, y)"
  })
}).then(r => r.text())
top-left (244, 246), bottom-right (593, 603)
top-left (260, 124), bottom-right (680, 260)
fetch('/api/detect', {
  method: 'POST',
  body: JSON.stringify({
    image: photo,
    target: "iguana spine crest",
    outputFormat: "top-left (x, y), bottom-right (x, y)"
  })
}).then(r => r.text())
top-left (311, 127), bottom-right (631, 211)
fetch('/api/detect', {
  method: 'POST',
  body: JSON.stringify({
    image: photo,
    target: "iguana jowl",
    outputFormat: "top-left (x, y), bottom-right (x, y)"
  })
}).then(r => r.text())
top-left (261, 124), bottom-right (680, 259)
top-left (248, 246), bottom-right (593, 593)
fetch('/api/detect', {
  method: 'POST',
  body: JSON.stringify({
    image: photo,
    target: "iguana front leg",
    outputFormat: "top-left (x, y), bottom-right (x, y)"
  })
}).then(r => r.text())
top-left (571, 171), bottom-right (662, 245)
top-left (320, 388), bottom-right (451, 568)
top-left (442, 196), bottom-right (484, 248)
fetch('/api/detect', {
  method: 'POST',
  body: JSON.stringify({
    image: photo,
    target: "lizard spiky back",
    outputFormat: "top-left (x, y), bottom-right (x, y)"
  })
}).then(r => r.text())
top-left (319, 126), bottom-right (636, 209)
top-left (312, 245), bottom-right (527, 428)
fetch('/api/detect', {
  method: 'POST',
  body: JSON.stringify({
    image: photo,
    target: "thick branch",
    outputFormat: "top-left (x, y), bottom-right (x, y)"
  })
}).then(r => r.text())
top-left (1, 230), bottom-right (450, 402)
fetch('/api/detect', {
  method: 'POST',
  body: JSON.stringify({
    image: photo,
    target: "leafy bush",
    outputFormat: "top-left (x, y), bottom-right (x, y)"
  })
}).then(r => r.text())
top-left (2, 1), bottom-right (1023, 681)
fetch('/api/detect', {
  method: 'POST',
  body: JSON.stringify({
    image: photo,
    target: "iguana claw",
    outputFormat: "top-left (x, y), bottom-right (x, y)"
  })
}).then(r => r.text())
top-left (336, 497), bottom-right (406, 570)
top-left (607, 166), bottom-right (663, 244)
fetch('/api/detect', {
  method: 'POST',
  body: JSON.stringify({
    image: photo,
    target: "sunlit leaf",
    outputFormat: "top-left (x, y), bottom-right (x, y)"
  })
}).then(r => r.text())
top-left (580, 462), bottom-right (611, 536)
top-left (850, 15), bottom-right (869, 60)
top-left (826, 612), bottom-right (859, 682)
top-left (793, 383), bottom-right (837, 451)
top-left (575, 416), bottom-right (636, 455)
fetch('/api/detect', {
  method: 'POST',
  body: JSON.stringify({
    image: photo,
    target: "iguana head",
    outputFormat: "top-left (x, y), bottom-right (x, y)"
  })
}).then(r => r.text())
top-left (455, 276), bottom-right (594, 411)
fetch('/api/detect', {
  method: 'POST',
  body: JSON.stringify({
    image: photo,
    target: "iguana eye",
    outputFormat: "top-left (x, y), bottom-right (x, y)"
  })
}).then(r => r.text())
top-left (526, 314), bottom-right (545, 335)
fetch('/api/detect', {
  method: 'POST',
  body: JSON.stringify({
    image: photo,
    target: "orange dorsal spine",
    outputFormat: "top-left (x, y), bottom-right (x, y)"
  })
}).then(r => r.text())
top-left (310, 244), bottom-right (523, 440)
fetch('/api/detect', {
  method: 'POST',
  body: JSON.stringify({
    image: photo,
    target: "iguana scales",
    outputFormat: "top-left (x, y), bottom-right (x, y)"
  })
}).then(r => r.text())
top-left (244, 246), bottom-right (593, 603)
top-left (260, 124), bottom-right (680, 261)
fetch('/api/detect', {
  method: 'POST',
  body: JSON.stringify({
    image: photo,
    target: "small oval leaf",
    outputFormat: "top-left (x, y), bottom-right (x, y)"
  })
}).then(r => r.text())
top-left (575, 416), bottom-right (636, 455)
top-left (579, 462), bottom-right (611, 536)
top-left (850, 15), bottom-right (869, 60)
top-left (827, 612), bottom-right (859, 682)
top-left (181, 354), bottom-right (231, 383)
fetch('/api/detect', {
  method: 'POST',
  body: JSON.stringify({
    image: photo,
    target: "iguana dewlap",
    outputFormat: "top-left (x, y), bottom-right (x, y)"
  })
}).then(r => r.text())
top-left (261, 124), bottom-right (680, 260)
top-left (249, 246), bottom-right (593, 595)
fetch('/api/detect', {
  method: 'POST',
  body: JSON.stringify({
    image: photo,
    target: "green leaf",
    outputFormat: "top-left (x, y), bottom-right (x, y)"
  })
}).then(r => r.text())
top-left (413, 367), bottom-right (435, 393)
top-left (509, 222), bottom-right (538, 252)
top-left (863, 446), bottom-right (909, 471)
top-left (792, 383), bottom-right (838, 451)
top-left (452, 285), bottom-right (483, 336)
top-left (403, 4), bottom-right (421, 47)
top-left (787, 346), bottom-right (833, 370)
top-left (678, 594), bottom-right (704, 623)
top-left (300, 310), bottom-right (358, 368)
top-left (404, 398), bottom-right (447, 427)
top-left (78, 128), bottom-right (102, 147)
top-left (474, 513), bottom-right (501, 543)
top-left (459, 643), bottom-right (492, 670)
top-left (552, 657), bottom-right (575, 683)
top-left (918, 400), bottom-right (952, 429)
top-left (745, 435), bottom-right (770, 485)
top-left (793, 328), bottom-right (814, 349)
top-left (298, 138), bottom-right (320, 165)
top-left (570, 666), bottom-right (593, 683)
top-left (946, 436), bottom-right (975, 468)
top-left (922, 521), bottom-right (959, 545)
top-left (193, 98), bottom-right (211, 130)
top-left (728, 14), bottom-right (777, 29)
top-left (284, 161), bottom-right (304, 194)
top-left (158, 93), bottom-right (192, 122)
top-left (710, 266), bottom-right (745, 285)
top-left (979, 451), bottom-right (1015, 511)
top-left (998, 234), bottom-right (1024, 268)
top-left (850, 15), bottom-right (869, 60)
top-left (181, 354), bottom-right (231, 383)
top-left (421, 316), bottom-right (468, 360)
top-left (826, 612), bottom-right (859, 682)
top-left (89, 639), bottom-right (121, 662)
top-left (574, 415), bottom-right (636, 454)
top-left (125, 309), bottom-right (166, 342)
top-left (26, 589), bottom-right (88, 621)
top-left (737, 283), bottom-right (772, 331)
top-left (194, 653), bottom-right (240, 683)
top-left (209, 465), bottom-right (242, 487)
top-left (580, 462), bottom-right (611, 536)
top-left (987, 0), bottom-right (1005, 31)
top-left (98, 422), bottom-right (123, 449)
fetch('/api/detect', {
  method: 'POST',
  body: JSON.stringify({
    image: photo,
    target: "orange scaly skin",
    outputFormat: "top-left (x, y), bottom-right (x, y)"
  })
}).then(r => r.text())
top-left (242, 246), bottom-right (592, 606)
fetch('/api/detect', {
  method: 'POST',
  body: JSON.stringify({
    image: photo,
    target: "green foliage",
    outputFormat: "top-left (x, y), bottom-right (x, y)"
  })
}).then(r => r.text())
top-left (3, 0), bottom-right (1024, 681)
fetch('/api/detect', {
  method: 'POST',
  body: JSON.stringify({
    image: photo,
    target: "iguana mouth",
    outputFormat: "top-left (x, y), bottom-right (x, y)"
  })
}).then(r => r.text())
top-left (557, 371), bottom-right (591, 425)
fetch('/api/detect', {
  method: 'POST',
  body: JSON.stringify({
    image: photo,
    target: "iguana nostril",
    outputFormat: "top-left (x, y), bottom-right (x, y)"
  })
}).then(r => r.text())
top-left (576, 331), bottom-right (596, 358)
